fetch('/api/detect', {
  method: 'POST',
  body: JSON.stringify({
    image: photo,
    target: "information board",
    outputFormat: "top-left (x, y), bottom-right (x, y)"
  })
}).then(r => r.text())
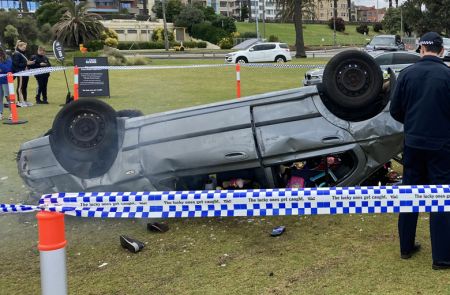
top-left (74, 57), bottom-right (110, 97)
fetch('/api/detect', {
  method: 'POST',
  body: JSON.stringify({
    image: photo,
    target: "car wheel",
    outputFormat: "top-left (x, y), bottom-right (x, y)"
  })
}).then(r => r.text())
top-left (320, 50), bottom-right (385, 121)
top-left (117, 109), bottom-right (144, 118)
top-left (275, 55), bottom-right (286, 63)
top-left (236, 57), bottom-right (248, 64)
top-left (49, 98), bottom-right (119, 179)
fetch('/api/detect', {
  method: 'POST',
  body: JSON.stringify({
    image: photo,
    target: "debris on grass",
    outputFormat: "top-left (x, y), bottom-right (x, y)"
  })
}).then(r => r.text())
top-left (98, 262), bottom-right (108, 268)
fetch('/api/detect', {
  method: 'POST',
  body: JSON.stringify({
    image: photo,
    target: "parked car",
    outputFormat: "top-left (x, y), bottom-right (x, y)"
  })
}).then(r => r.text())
top-left (18, 50), bottom-right (403, 195)
top-left (442, 38), bottom-right (450, 61)
top-left (303, 51), bottom-right (421, 86)
top-left (225, 42), bottom-right (292, 63)
top-left (365, 35), bottom-right (406, 52)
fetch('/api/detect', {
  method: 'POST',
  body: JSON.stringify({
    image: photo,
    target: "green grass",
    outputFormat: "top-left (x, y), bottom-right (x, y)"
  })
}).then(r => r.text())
top-left (0, 59), bottom-right (447, 294)
top-left (237, 22), bottom-right (382, 47)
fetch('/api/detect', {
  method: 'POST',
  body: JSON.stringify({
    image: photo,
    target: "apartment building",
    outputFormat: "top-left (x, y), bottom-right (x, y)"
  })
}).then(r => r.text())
top-left (87, 0), bottom-right (155, 16)
top-left (311, 0), bottom-right (355, 22)
top-left (0, 0), bottom-right (38, 11)
top-left (356, 5), bottom-right (386, 22)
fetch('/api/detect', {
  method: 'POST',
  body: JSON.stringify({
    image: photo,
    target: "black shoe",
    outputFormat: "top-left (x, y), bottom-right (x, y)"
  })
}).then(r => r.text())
top-left (36, 100), bottom-right (44, 104)
top-left (401, 243), bottom-right (421, 259)
top-left (147, 222), bottom-right (169, 233)
top-left (42, 101), bottom-right (48, 104)
top-left (432, 262), bottom-right (450, 270)
top-left (119, 235), bottom-right (145, 253)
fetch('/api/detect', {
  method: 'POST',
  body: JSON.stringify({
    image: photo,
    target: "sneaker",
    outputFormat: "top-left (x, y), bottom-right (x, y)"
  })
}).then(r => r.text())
top-left (8, 114), bottom-right (12, 120)
top-left (119, 235), bottom-right (145, 253)
top-left (25, 101), bottom-right (33, 107)
top-left (17, 102), bottom-right (26, 107)
top-left (0, 113), bottom-right (3, 120)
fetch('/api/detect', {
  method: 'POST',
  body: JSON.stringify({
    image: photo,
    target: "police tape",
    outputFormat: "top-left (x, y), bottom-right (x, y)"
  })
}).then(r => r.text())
top-left (2, 185), bottom-right (450, 218)
top-left (0, 63), bottom-right (329, 78)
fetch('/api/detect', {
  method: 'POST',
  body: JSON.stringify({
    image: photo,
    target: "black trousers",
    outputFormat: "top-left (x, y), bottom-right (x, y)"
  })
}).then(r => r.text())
top-left (35, 75), bottom-right (49, 102)
top-left (16, 76), bottom-right (29, 102)
top-left (399, 144), bottom-right (450, 263)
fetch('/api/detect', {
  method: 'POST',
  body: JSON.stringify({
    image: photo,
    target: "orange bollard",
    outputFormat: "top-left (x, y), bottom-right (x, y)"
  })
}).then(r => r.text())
top-left (3, 72), bottom-right (27, 125)
top-left (37, 211), bottom-right (68, 295)
top-left (74, 66), bottom-right (79, 101)
top-left (236, 63), bottom-right (241, 99)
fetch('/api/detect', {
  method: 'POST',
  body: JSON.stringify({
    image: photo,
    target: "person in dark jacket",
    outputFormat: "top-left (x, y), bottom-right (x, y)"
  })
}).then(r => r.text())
top-left (0, 47), bottom-right (13, 120)
top-left (12, 40), bottom-right (35, 107)
top-left (390, 32), bottom-right (450, 270)
top-left (30, 46), bottom-right (51, 104)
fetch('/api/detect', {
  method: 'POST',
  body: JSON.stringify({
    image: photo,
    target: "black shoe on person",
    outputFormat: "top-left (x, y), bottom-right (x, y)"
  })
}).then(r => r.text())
top-left (119, 235), bottom-right (145, 253)
top-left (42, 101), bottom-right (49, 104)
top-left (432, 262), bottom-right (450, 270)
top-left (401, 243), bottom-right (421, 259)
top-left (36, 100), bottom-right (44, 104)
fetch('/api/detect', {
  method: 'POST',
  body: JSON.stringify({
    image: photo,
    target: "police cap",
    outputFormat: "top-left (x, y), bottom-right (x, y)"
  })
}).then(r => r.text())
top-left (416, 32), bottom-right (443, 53)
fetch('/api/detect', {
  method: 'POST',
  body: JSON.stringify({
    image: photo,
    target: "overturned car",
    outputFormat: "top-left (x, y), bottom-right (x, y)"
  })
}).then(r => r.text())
top-left (18, 50), bottom-right (403, 195)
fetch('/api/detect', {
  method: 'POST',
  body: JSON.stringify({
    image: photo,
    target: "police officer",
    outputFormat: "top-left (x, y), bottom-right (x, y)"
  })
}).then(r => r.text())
top-left (390, 32), bottom-right (450, 270)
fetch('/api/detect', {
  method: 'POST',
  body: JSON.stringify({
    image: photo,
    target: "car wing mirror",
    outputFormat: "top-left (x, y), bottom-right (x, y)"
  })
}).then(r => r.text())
top-left (249, 48), bottom-right (254, 52)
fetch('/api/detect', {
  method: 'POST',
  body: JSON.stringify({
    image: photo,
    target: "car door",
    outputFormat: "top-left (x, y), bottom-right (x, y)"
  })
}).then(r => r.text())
top-left (248, 44), bottom-right (267, 62)
top-left (263, 44), bottom-right (277, 62)
top-left (392, 52), bottom-right (420, 65)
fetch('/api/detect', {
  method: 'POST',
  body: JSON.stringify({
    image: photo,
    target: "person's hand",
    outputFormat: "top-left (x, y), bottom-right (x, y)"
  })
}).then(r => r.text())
top-left (27, 60), bottom-right (35, 65)
top-left (40, 62), bottom-right (47, 66)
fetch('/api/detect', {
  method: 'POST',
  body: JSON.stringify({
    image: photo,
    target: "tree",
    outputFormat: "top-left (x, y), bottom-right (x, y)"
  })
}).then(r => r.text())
top-left (241, 4), bottom-right (249, 21)
top-left (174, 5), bottom-right (204, 33)
top-left (0, 10), bottom-right (39, 45)
top-left (4, 25), bottom-right (19, 49)
top-left (152, 0), bottom-right (184, 23)
top-left (38, 23), bottom-right (53, 43)
top-left (35, 1), bottom-right (66, 27)
top-left (212, 16), bottom-right (236, 34)
top-left (402, 0), bottom-right (450, 36)
top-left (382, 7), bottom-right (412, 35)
top-left (52, 0), bottom-right (104, 47)
top-left (294, 0), bottom-right (306, 58)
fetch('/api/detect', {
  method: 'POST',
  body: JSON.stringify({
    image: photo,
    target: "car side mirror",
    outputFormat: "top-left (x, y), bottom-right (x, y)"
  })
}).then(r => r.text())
top-left (249, 48), bottom-right (254, 52)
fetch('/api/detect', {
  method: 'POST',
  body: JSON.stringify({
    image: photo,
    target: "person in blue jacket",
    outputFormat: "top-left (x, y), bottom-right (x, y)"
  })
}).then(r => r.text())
top-left (0, 47), bottom-right (13, 120)
top-left (390, 32), bottom-right (450, 270)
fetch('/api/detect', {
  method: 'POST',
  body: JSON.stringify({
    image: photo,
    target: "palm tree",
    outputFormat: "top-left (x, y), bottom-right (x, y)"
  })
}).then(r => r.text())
top-left (53, 0), bottom-right (104, 47)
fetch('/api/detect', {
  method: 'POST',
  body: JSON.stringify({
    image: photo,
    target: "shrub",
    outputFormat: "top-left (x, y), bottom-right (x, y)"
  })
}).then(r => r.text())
top-left (105, 37), bottom-right (118, 48)
top-left (373, 23), bottom-right (383, 32)
top-left (151, 28), bottom-right (174, 42)
top-left (191, 22), bottom-right (227, 44)
top-left (328, 17), bottom-right (345, 32)
top-left (125, 57), bottom-right (150, 66)
top-left (86, 40), bottom-right (104, 51)
top-left (241, 31), bottom-right (257, 38)
top-left (218, 37), bottom-right (233, 49)
top-left (38, 23), bottom-right (53, 43)
top-left (197, 41), bottom-right (207, 48)
top-left (268, 35), bottom-right (279, 42)
top-left (356, 24), bottom-right (369, 35)
top-left (3, 25), bottom-right (19, 49)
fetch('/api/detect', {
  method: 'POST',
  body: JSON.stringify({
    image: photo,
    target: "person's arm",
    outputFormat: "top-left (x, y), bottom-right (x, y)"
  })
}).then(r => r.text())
top-left (389, 72), bottom-right (406, 123)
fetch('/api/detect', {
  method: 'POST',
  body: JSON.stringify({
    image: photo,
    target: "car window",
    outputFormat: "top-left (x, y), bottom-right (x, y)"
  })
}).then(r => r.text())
top-left (264, 44), bottom-right (276, 50)
top-left (374, 53), bottom-right (393, 65)
top-left (279, 43), bottom-right (288, 49)
top-left (370, 36), bottom-right (395, 46)
top-left (444, 38), bottom-right (450, 47)
top-left (252, 45), bottom-right (265, 51)
top-left (393, 53), bottom-right (420, 64)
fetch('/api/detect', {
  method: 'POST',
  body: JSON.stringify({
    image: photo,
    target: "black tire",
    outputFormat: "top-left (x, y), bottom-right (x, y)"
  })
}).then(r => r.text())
top-left (236, 57), bottom-right (248, 63)
top-left (275, 55), bottom-right (286, 63)
top-left (49, 98), bottom-right (118, 179)
top-left (117, 109), bottom-right (144, 118)
top-left (322, 50), bottom-right (383, 110)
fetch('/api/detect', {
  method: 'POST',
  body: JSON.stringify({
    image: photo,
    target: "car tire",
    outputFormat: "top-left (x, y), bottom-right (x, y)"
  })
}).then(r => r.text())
top-left (236, 57), bottom-right (248, 64)
top-left (320, 50), bottom-right (385, 121)
top-left (49, 98), bottom-right (119, 179)
top-left (117, 109), bottom-right (144, 118)
top-left (275, 55), bottom-right (286, 63)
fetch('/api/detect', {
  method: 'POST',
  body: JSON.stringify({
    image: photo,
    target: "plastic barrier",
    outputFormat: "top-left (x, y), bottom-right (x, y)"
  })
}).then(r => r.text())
top-left (73, 66), bottom-right (79, 101)
top-left (3, 72), bottom-right (27, 125)
top-left (236, 63), bottom-right (241, 98)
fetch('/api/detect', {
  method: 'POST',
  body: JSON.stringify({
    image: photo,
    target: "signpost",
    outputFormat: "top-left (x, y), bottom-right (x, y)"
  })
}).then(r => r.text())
top-left (73, 57), bottom-right (110, 98)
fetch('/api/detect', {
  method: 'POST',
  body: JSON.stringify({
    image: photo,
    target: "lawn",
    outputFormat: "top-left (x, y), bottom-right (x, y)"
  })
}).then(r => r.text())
top-left (236, 22), bottom-right (382, 47)
top-left (0, 58), bottom-right (448, 295)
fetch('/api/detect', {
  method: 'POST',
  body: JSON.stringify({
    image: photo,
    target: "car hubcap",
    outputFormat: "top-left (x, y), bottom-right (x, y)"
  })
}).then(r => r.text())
top-left (277, 58), bottom-right (285, 63)
top-left (336, 63), bottom-right (370, 96)
top-left (68, 112), bottom-right (106, 148)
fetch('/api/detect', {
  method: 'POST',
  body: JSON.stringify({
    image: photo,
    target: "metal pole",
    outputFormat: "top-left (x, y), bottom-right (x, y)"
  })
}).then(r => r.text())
top-left (400, 7), bottom-right (403, 37)
top-left (262, 0), bottom-right (266, 39)
top-left (255, 0), bottom-right (259, 39)
top-left (333, 0), bottom-right (337, 46)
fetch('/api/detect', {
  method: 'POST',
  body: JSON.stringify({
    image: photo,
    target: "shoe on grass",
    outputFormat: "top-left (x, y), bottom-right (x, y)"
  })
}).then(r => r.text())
top-left (119, 235), bottom-right (145, 253)
top-left (432, 262), bottom-right (450, 270)
top-left (401, 243), bottom-right (421, 259)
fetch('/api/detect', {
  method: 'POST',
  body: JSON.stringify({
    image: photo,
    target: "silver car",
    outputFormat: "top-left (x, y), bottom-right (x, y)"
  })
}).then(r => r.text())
top-left (303, 51), bottom-right (421, 86)
top-left (18, 50), bottom-right (403, 195)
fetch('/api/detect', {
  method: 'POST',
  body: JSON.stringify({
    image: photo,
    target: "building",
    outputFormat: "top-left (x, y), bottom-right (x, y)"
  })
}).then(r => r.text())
top-left (311, 0), bottom-right (355, 22)
top-left (0, 0), bottom-right (39, 12)
top-left (87, 0), bottom-right (156, 16)
top-left (101, 19), bottom-right (175, 42)
top-left (356, 5), bottom-right (386, 22)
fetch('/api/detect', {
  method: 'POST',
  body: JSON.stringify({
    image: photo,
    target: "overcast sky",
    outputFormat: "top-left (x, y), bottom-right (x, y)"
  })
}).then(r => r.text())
top-left (354, 0), bottom-right (406, 8)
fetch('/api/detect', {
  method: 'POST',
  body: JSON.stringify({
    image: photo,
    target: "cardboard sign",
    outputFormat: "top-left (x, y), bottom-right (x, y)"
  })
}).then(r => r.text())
top-left (74, 57), bottom-right (110, 98)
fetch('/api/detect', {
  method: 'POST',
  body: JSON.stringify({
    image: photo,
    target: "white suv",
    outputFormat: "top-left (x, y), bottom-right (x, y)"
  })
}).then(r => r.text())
top-left (225, 42), bottom-right (292, 63)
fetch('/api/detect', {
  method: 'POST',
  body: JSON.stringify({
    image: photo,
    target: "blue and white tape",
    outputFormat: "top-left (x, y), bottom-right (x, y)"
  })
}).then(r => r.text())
top-left (2, 185), bottom-right (450, 218)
